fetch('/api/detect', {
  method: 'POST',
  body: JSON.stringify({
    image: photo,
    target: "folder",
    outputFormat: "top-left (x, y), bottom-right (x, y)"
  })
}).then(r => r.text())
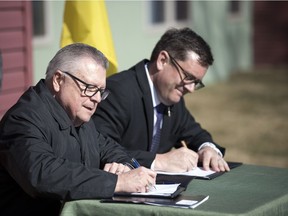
top-left (101, 194), bottom-right (209, 209)
top-left (156, 174), bottom-right (195, 188)
top-left (114, 184), bottom-right (185, 199)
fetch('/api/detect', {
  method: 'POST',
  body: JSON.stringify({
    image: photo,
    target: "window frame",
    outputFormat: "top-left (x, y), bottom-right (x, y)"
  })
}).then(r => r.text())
top-left (144, 1), bottom-right (191, 33)
top-left (32, 1), bottom-right (53, 46)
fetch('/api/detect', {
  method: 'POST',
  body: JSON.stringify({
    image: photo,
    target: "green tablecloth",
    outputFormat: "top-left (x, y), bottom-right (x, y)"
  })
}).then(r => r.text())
top-left (60, 165), bottom-right (288, 216)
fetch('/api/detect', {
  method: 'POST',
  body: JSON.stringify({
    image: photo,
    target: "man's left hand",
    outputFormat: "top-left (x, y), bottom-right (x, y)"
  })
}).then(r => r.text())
top-left (198, 147), bottom-right (230, 172)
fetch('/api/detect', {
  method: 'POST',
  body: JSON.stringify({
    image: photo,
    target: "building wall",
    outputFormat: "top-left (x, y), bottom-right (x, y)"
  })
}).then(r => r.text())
top-left (32, 1), bottom-right (253, 86)
top-left (0, 1), bottom-right (255, 117)
top-left (32, 1), bottom-right (65, 83)
top-left (191, 1), bottom-right (252, 82)
top-left (0, 1), bottom-right (33, 118)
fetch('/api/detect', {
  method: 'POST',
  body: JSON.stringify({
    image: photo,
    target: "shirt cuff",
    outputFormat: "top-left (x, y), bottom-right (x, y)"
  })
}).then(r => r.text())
top-left (150, 160), bottom-right (156, 170)
top-left (198, 142), bottom-right (223, 157)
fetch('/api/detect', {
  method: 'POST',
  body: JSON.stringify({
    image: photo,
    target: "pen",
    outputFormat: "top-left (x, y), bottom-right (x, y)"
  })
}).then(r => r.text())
top-left (127, 158), bottom-right (156, 191)
top-left (131, 157), bottom-right (141, 168)
top-left (181, 140), bottom-right (197, 170)
top-left (181, 140), bottom-right (188, 148)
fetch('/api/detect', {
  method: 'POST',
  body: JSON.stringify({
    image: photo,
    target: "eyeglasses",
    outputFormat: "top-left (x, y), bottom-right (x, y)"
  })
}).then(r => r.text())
top-left (167, 52), bottom-right (205, 90)
top-left (60, 70), bottom-right (109, 100)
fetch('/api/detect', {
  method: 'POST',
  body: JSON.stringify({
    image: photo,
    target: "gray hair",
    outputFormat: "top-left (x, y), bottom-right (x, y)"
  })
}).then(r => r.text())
top-left (45, 43), bottom-right (109, 80)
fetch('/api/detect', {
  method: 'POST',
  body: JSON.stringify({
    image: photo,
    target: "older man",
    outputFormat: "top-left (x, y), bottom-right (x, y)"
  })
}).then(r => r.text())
top-left (0, 43), bottom-right (156, 216)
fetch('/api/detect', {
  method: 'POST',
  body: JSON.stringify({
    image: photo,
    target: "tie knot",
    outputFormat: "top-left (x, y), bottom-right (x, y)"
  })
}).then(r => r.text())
top-left (156, 103), bottom-right (166, 114)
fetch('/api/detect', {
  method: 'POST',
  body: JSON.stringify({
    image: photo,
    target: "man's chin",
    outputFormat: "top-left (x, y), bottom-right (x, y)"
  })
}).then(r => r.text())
top-left (74, 116), bottom-right (92, 126)
top-left (169, 96), bottom-right (181, 105)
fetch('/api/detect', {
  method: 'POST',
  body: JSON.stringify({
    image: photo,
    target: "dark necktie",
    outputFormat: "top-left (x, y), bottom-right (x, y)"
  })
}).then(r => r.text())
top-left (150, 103), bottom-right (166, 153)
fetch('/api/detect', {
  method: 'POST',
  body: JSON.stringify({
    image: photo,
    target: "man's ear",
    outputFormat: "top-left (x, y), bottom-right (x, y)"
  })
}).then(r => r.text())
top-left (52, 70), bottom-right (63, 92)
top-left (156, 50), bottom-right (169, 71)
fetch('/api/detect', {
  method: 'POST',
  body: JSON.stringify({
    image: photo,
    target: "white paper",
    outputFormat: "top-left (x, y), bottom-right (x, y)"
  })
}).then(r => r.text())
top-left (157, 167), bottom-right (215, 177)
top-left (131, 183), bottom-right (180, 196)
top-left (176, 200), bottom-right (197, 206)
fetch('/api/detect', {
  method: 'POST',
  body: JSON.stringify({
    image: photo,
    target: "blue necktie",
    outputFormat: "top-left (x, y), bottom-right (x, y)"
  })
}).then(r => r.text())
top-left (150, 103), bottom-right (166, 153)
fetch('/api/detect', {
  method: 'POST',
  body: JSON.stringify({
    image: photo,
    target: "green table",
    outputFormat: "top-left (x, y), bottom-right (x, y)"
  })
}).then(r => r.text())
top-left (60, 165), bottom-right (288, 216)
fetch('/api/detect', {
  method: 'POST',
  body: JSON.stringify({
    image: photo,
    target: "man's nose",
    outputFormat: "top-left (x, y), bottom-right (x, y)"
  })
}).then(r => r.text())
top-left (90, 91), bottom-right (102, 103)
top-left (184, 82), bottom-right (195, 93)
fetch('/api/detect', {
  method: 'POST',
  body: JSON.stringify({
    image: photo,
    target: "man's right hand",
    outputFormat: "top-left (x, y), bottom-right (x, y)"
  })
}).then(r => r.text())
top-left (154, 147), bottom-right (199, 172)
top-left (115, 167), bottom-right (156, 193)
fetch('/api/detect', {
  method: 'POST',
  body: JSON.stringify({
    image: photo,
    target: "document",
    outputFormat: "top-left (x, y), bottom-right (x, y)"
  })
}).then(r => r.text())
top-left (157, 167), bottom-right (216, 179)
top-left (157, 162), bottom-right (243, 180)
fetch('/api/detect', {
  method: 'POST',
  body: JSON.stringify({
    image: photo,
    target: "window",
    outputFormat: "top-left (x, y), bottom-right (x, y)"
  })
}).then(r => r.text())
top-left (175, 1), bottom-right (189, 21)
top-left (32, 1), bottom-right (45, 36)
top-left (148, 0), bottom-right (190, 30)
top-left (32, 1), bottom-right (52, 45)
top-left (229, 0), bottom-right (242, 17)
top-left (151, 1), bottom-right (165, 24)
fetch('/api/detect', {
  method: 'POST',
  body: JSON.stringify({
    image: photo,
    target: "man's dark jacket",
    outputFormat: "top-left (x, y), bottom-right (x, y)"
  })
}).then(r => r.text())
top-left (0, 80), bottom-right (131, 216)
top-left (93, 60), bottom-right (225, 168)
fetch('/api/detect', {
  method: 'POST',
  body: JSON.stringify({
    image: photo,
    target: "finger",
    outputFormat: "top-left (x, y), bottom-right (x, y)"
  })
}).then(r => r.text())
top-left (103, 163), bottom-right (112, 172)
top-left (216, 158), bottom-right (229, 172)
top-left (144, 167), bottom-right (157, 178)
top-left (116, 164), bottom-right (129, 174)
top-left (146, 182), bottom-right (156, 192)
top-left (108, 162), bottom-right (120, 174)
top-left (145, 177), bottom-right (156, 192)
top-left (221, 159), bottom-right (230, 172)
top-left (217, 158), bottom-right (225, 172)
top-left (184, 149), bottom-right (198, 171)
top-left (123, 165), bottom-right (131, 172)
top-left (202, 155), bottom-right (212, 171)
top-left (186, 157), bottom-right (197, 171)
top-left (210, 157), bottom-right (221, 172)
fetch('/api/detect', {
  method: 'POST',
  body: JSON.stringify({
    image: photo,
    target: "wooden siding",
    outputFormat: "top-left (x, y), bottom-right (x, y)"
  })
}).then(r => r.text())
top-left (0, 1), bottom-right (33, 118)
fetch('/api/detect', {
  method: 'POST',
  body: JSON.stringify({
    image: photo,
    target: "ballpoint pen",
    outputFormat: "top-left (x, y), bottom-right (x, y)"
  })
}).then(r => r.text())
top-left (131, 158), bottom-right (141, 168)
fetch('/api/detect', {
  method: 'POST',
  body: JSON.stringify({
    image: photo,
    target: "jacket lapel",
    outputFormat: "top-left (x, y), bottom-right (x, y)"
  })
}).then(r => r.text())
top-left (135, 60), bottom-right (154, 149)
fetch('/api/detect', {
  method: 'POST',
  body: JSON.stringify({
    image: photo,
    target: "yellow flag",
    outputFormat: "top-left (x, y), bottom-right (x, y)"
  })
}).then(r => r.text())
top-left (60, 0), bottom-right (117, 76)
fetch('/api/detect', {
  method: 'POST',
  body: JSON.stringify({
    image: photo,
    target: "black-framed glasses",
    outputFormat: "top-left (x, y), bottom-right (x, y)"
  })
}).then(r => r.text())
top-left (60, 70), bottom-right (109, 100)
top-left (167, 52), bottom-right (205, 90)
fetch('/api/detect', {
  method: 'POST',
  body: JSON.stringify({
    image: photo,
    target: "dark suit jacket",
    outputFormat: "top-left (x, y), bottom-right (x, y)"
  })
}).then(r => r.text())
top-left (93, 60), bottom-right (225, 167)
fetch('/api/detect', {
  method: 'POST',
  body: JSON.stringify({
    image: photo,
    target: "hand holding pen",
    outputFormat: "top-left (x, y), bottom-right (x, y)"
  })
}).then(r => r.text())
top-left (154, 140), bottom-right (198, 172)
top-left (125, 158), bottom-right (156, 191)
top-left (115, 159), bottom-right (157, 193)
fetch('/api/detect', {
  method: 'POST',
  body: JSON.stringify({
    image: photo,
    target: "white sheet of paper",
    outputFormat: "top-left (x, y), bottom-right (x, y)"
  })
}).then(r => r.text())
top-left (157, 167), bottom-right (215, 177)
top-left (131, 183), bottom-right (180, 196)
top-left (176, 200), bottom-right (198, 206)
